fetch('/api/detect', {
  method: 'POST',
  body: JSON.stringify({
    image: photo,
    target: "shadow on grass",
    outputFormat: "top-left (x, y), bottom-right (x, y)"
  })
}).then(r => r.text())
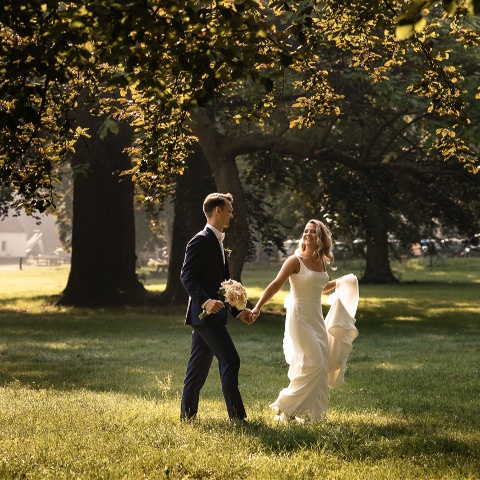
top-left (356, 308), bottom-right (479, 336)
top-left (0, 307), bottom-right (189, 395)
top-left (0, 294), bottom-right (61, 311)
top-left (197, 417), bottom-right (475, 464)
top-left (1, 302), bottom-right (478, 393)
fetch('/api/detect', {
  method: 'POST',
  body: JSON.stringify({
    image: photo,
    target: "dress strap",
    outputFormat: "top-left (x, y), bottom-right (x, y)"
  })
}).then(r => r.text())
top-left (294, 252), bottom-right (301, 263)
top-left (293, 253), bottom-right (303, 273)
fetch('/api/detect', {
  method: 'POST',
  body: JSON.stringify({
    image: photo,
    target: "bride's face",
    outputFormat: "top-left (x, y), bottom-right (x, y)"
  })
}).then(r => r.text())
top-left (303, 223), bottom-right (318, 247)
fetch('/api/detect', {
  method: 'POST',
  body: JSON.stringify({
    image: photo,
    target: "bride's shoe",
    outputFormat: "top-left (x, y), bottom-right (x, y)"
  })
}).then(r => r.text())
top-left (273, 411), bottom-right (295, 423)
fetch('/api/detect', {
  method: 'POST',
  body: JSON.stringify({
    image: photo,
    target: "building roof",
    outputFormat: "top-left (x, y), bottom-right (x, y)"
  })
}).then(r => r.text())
top-left (0, 216), bottom-right (28, 234)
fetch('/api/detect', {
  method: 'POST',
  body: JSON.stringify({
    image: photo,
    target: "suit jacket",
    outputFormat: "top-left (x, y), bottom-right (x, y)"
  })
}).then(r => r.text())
top-left (180, 227), bottom-right (240, 326)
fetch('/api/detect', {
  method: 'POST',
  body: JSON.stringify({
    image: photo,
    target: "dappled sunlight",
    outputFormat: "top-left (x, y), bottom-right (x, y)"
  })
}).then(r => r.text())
top-left (144, 283), bottom-right (167, 292)
top-left (376, 362), bottom-right (408, 371)
top-left (393, 316), bottom-right (422, 322)
top-left (0, 265), bottom-right (69, 296)
top-left (1, 379), bottom-right (476, 479)
top-left (33, 346), bottom-right (102, 363)
top-left (247, 287), bottom-right (288, 304)
top-left (0, 261), bottom-right (478, 478)
top-left (359, 297), bottom-right (414, 306)
top-left (428, 306), bottom-right (480, 315)
top-left (391, 258), bottom-right (480, 284)
top-left (371, 360), bottom-right (440, 373)
top-left (357, 284), bottom-right (479, 328)
top-left (42, 342), bottom-right (79, 351)
top-left (420, 268), bottom-right (479, 282)
top-left (329, 409), bottom-right (411, 430)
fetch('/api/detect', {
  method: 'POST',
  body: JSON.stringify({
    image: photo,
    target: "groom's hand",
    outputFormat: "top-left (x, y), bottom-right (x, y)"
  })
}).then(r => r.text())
top-left (204, 299), bottom-right (225, 314)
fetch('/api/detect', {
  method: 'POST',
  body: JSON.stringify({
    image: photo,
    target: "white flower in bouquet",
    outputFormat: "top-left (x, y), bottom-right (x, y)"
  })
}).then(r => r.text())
top-left (199, 279), bottom-right (248, 320)
top-left (220, 279), bottom-right (248, 311)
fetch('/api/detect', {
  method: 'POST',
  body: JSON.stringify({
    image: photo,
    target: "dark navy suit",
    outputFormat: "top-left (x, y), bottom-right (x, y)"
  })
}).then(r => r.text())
top-left (180, 226), bottom-right (246, 420)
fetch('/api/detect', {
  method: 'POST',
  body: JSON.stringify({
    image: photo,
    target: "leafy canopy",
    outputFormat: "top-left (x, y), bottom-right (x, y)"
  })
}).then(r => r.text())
top-left (0, 0), bottom-right (478, 215)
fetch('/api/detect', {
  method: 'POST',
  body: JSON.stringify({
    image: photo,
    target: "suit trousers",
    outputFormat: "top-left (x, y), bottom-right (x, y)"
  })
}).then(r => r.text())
top-left (181, 324), bottom-right (246, 421)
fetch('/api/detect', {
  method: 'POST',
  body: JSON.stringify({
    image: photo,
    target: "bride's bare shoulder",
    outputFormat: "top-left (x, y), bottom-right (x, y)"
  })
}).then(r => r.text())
top-left (283, 254), bottom-right (300, 274)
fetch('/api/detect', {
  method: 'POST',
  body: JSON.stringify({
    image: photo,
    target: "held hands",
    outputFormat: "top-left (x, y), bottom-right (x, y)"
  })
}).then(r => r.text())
top-left (244, 305), bottom-right (261, 325)
top-left (251, 306), bottom-right (261, 322)
top-left (239, 308), bottom-right (257, 325)
top-left (204, 300), bottom-right (258, 325)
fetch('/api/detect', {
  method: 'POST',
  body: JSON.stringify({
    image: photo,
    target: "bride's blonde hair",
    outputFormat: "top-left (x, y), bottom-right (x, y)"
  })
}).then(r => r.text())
top-left (296, 219), bottom-right (335, 269)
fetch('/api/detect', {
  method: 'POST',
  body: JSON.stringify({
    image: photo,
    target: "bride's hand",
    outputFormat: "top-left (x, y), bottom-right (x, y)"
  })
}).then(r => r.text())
top-left (251, 306), bottom-right (261, 321)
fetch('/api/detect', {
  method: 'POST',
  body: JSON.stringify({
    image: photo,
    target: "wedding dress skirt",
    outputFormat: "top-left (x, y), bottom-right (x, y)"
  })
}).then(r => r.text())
top-left (270, 259), bottom-right (359, 421)
top-left (325, 274), bottom-right (359, 389)
top-left (270, 256), bottom-right (330, 420)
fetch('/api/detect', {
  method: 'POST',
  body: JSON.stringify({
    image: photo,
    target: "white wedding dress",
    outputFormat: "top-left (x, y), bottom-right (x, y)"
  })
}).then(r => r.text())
top-left (270, 255), bottom-right (330, 421)
top-left (270, 257), bottom-right (359, 421)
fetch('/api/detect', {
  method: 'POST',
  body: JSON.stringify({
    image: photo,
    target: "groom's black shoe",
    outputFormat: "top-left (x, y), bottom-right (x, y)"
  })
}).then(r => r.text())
top-left (230, 417), bottom-right (248, 426)
top-left (180, 413), bottom-right (197, 422)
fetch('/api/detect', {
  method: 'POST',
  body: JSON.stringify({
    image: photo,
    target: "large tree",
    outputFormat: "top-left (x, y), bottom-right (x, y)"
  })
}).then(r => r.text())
top-left (2, 1), bottom-right (478, 209)
top-left (1, 1), bottom-right (479, 303)
top-left (156, 144), bottom-right (216, 306)
top-left (178, 11), bottom-right (480, 283)
top-left (1, 0), bottom-right (276, 305)
top-left (58, 99), bottom-right (146, 306)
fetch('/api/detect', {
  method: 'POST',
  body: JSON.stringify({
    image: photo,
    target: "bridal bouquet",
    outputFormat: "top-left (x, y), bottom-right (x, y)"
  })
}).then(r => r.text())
top-left (199, 279), bottom-right (248, 320)
top-left (219, 279), bottom-right (248, 311)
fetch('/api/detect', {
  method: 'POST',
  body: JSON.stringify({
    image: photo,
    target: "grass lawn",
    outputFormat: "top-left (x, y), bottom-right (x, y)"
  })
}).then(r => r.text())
top-left (0, 257), bottom-right (479, 479)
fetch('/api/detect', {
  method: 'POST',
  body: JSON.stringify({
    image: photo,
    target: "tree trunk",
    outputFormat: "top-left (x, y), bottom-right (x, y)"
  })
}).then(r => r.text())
top-left (58, 104), bottom-right (146, 307)
top-left (210, 154), bottom-right (248, 280)
top-left (361, 205), bottom-right (398, 284)
top-left (156, 144), bottom-right (216, 305)
top-left (190, 109), bottom-right (249, 280)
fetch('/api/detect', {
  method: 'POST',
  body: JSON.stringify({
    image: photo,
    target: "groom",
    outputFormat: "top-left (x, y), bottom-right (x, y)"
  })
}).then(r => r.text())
top-left (180, 192), bottom-right (253, 422)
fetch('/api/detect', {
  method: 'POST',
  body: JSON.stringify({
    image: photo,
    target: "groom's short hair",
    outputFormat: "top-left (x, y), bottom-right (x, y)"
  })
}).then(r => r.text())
top-left (203, 193), bottom-right (233, 217)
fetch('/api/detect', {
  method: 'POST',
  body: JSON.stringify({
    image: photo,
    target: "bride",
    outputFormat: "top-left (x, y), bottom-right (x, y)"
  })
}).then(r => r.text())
top-left (251, 219), bottom-right (338, 422)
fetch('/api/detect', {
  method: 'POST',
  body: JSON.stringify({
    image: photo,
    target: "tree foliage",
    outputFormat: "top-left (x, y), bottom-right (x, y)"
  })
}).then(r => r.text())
top-left (1, 0), bottom-right (479, 217)
top-left (211, 4), bottom-right (480, 281)
top-left (395, 0), bottom-right (480, 39)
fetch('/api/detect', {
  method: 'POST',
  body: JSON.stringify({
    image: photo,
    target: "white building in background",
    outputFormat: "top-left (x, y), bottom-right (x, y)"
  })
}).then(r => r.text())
top-left (0, 216), bottom-right (27, 261)
top-left (0, 212), bottom-right (61, 265)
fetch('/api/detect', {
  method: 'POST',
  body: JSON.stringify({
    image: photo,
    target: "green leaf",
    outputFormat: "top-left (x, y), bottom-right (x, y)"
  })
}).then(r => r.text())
top-left (395, 23), bottom-right (415, 41)
top-left (466, 0), bottom-right (480, 14)
top-left (395, 14), bottom-right (427, 40)
top-left (260, 76), bottom-right (274, 93)
top-left (279, 52), bottom-right (293, 68)
top-left (443, 0), bottom-right (458, 14)
top-left (98, 117), bottom-right (119, 140)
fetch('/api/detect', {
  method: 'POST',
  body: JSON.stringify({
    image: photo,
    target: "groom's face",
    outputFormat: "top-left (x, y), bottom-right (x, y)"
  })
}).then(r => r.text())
top-left (218, 201), bottom-right (233, 230)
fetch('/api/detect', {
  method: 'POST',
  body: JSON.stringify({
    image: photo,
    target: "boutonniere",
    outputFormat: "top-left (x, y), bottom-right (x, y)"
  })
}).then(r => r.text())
top-left (224, 247), bottom-right (232, 258)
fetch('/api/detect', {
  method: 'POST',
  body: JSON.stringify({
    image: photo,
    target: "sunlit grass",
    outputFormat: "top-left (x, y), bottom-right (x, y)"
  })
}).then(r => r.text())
top-left (0, 258), bottom-right (479, 479)
top-left (392, 255), bottom-right (480, 283)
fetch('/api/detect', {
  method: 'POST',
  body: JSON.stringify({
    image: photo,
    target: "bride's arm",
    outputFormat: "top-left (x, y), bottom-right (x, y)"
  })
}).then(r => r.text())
top-left (322, 279), bottom-right (337, 293)
top-left (252, 256), bottom-right (299, 316)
